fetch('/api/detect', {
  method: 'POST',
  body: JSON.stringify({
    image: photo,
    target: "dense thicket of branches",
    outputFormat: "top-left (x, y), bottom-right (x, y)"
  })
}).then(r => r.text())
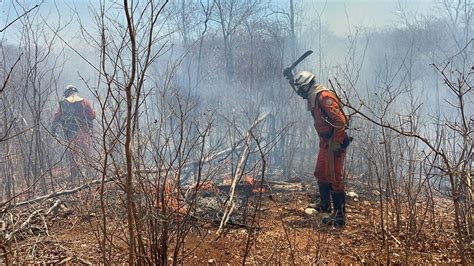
top-left (0, 0), bottom-right (472, 263)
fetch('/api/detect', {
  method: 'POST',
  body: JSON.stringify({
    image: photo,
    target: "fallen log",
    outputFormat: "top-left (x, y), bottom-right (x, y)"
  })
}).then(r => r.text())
top-left (46, 199), bottom-right (63, 215)
top-left (11, 177), bottom-right (117, 208)
top-left (266, 181), bottom-right (303, 191)
top-left (7, 169), bottom-right (157, 209)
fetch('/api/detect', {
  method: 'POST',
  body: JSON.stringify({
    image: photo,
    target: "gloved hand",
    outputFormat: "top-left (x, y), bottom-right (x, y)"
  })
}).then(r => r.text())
top-left (283, 67), bottom-right (293, 81)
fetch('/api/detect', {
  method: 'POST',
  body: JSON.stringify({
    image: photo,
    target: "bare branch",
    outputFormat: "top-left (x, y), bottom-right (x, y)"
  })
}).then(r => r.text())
top-left (0, 4), bottom-right (39, 32)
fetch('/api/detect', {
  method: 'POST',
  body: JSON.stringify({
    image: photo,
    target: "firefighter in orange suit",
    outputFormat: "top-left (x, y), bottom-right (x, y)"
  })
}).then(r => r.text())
top-left (52, 85), bottom-right (96, 181)
top-left (291, 71), bottom-right (350, 227)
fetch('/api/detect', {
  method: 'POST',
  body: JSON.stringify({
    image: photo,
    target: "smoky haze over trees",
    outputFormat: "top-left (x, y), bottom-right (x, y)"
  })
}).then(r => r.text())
top-left (0, 0), bottom-right (472, 264)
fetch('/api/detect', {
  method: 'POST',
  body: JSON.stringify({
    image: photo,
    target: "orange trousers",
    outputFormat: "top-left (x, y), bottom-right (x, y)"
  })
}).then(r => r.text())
top-left (314, 138), bottom-right (346, 191)
top-left (66, 130), bottom-right (92, 178)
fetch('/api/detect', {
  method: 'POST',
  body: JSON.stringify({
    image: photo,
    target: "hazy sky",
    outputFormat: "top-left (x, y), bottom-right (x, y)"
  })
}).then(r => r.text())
top-left (0, 0), bottom-right (439, 39)
top-left (301, 0), bottom-right (437, 35)
top-left (0, 0), bottom-right (440, 86)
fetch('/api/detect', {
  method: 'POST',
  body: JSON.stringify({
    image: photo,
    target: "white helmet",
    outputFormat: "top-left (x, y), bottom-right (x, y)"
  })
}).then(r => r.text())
top-left (64, 84), bottom-right (78, 97)
top-left (294, 71), bottom-right (315, 87)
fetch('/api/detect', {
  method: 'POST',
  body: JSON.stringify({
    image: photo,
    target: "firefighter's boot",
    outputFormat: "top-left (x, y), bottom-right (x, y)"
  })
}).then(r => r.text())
top-left (315, 182), bottom-right (331, 213)
top-left (322, 191), bottom-right (346, 227)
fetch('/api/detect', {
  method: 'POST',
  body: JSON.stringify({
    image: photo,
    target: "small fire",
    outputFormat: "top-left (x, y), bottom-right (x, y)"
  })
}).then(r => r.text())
top-left (252, 186), bottom-right (267, 193)
top-left (245, 175), bottom-right (266, 193)
top-left (244, 175), bottom-right (256, 186)
top-left (194, 180), bottom-right (216, 192)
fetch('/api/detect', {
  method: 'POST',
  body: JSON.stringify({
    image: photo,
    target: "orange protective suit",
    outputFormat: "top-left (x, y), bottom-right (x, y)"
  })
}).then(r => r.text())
top-left (52, 95), bottom-right (96, 179)
top-left (309, 88), bottom-right (347, 192)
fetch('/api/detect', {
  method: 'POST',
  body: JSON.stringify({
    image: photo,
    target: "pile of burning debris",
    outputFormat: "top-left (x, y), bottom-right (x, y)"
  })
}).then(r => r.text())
top-left (182, 175), bottom-right (305, 230)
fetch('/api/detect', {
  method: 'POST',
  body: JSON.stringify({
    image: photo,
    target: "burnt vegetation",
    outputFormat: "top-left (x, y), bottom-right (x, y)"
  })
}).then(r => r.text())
top-left (0, 0), bottom-right (472, 264)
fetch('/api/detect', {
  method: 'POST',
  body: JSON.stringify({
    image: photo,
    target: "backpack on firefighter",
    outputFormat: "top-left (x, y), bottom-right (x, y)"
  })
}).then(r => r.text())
top-left (53, 85), bottom-right (94, 138)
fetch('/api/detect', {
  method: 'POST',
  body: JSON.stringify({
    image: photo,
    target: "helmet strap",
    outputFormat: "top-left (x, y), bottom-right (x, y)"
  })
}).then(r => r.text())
top-left (297, 87), bottom-right (308, 99)
top-left (296, 80), bottom-right (315, 99)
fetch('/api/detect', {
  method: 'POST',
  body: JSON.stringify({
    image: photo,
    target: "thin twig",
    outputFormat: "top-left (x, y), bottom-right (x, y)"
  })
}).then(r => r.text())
top-left (0, 5), bottom-right (39, 32)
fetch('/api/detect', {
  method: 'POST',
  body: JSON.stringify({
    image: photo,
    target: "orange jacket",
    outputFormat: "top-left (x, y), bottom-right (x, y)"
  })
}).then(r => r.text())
top-left (310, 90), bottom-right (347, 144)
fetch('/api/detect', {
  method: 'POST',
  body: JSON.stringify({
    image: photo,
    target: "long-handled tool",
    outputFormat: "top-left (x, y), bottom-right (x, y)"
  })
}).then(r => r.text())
top-left (283, 50), bottom-right (313, 94)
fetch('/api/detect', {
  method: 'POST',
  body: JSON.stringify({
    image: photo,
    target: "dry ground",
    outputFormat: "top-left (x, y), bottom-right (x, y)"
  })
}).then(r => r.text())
top-left (0, 177), bottom-right (462, 264)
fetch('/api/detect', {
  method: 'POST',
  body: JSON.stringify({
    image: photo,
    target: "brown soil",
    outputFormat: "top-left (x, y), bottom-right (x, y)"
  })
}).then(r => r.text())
top-left (1, 178), bottom-right (462, 264)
